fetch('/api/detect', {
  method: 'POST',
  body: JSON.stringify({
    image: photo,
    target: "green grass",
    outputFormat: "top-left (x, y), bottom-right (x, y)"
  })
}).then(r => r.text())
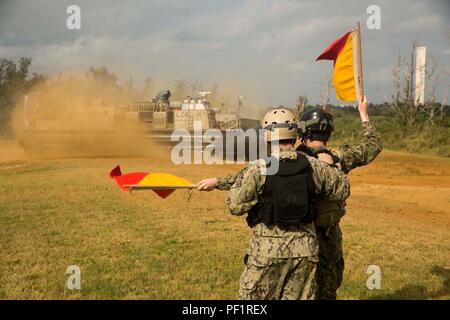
top-left (0, 158), bottom-right (248, 299)
top-left (339, 222), bottom-right (449, 300)
top-left (0, 156), bottom-right (449, 299)
top-left (329, 110), bottom-right (450, 157)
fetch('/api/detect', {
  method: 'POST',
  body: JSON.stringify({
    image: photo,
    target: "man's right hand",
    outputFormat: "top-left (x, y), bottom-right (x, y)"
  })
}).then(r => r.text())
top-left (358, 95), bottom-right (369, 122)
top-left (196, 178), bottom-right (218, 191)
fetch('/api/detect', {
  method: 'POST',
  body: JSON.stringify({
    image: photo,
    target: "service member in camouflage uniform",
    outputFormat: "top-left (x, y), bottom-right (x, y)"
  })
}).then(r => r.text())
top-left (297, 96), bottom-right (382, 299)
top-left (196, 108), bottom-right (350, 300)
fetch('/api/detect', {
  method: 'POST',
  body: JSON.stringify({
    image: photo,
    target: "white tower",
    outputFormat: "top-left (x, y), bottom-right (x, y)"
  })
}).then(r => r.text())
top-left (414, 46), bottom-right (426, 106)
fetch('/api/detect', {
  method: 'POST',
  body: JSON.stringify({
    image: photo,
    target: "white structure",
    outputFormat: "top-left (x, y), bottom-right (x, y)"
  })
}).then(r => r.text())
top-left (181, 99), bottom-right (211, 111)
top-left (414, 46), bottom-right (426, 106)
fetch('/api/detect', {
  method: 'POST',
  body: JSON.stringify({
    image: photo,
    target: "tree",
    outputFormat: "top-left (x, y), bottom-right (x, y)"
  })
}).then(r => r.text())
top-left (296, 95), bottom-right (308, 116)
top-left (86, 66), bottom-right (117, 86)
top-left (126, 77), bottom-right (134, 95)
top-left (418, 55), bottom-right (450, 124)
top-left (440, 89), bottom-right (448, 120)
top-left (141, 77), bottom-right (154, 100)
top-left (390, 42), bottom-right (448, 126)
top-left (390, 42), bottom-right (420, 127)
top-left (403, 42), bottom-right (417, 126)
top-left (391, 51), bottom-right (406, 123)
top-left (190, 80), bottom-right (202, 97)
top-left (0, 57), bottom-right (45, 136)
top-left (172, 79), bottom-right (188, 101)
top-left (320, 73), bottom-right (332, 111)
top-left (420, 56), bottom-right (439, 124)
top-left (209, 82), bottom-right (221, 107)
top-left (85, 66), bottom-right (123, 105)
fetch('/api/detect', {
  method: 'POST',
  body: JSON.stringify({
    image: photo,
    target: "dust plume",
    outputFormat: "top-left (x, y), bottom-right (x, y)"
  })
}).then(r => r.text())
top-left (11, 72), bottom-right (171, 160)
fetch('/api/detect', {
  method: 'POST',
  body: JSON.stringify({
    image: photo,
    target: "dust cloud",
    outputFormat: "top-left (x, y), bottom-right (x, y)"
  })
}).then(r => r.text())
top-left (6, 70), bottom-right (270, 161)
top-left (10, 74), bottom-right (171, 160)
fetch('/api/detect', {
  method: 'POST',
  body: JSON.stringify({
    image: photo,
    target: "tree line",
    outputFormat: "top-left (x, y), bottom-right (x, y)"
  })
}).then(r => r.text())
top-left (0, 58), bottom-right (241, 137)
top-left (295, 41), bottom-right (449, 128)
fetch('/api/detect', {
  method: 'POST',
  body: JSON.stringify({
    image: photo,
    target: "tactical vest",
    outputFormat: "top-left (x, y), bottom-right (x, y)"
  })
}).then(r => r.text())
top-left (297, 144), bottom-right (346, 228)
top-left (246, 153), bottom-right (315, 229)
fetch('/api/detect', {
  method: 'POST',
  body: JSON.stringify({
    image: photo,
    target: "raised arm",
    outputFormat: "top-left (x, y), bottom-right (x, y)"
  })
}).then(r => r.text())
top-left (334, 96), bottom-right (383, 173)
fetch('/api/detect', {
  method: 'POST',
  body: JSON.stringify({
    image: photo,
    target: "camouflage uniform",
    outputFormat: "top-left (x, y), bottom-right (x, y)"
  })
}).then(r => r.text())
top-left (219, 148), bottom-right (350, 300)
top-left (304, 121), bottom-right (382, 300)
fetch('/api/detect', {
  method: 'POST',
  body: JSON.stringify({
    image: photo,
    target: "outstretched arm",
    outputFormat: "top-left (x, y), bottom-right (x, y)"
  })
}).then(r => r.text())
top-left (226, 163), bottom-right (262, 216)
top-left (196, 169), bottom-right (246, 191)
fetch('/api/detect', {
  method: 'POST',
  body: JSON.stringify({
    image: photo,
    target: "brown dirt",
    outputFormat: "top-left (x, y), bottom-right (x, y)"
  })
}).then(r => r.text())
top-left (346, 150), bottom-right (450, 234)
top-left (2, 141), bottom-right (449, 229)
top-left (0, 140), bottom-right (26, 162)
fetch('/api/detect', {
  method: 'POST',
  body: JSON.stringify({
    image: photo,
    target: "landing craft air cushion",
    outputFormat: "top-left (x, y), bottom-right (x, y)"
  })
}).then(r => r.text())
top-left (18, 90), bottom-right (261, 160)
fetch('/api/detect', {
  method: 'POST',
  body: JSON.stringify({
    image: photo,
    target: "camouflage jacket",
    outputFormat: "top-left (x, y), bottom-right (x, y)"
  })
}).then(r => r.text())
top-left (331, 121), bottom-right (382, 174)
top-left (222, 148), bottom-right (350, 258)
top-left (300, 121), bottom-right (383, 227)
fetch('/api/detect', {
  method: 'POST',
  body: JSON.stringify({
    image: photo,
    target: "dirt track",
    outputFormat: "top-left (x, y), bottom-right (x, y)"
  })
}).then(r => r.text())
top-left (347, 150), bottom-right (450, 234)
top-left (1, 139), bottom-right (449, 233)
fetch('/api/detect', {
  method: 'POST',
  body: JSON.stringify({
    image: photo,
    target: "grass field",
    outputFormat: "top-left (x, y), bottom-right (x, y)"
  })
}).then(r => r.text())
top-left (0, 140), bottom-right (449, 299)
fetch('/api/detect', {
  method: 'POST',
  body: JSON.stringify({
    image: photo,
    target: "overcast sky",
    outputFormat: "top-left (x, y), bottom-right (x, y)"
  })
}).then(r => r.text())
top-left (0, 0), bottom-right (449, 108)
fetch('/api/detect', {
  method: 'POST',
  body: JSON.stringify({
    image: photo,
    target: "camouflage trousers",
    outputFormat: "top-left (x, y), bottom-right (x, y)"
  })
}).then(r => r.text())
top-left (316, 223), bottom-right (344, 300)
top-left (239, 255), bottom-right (318, 300)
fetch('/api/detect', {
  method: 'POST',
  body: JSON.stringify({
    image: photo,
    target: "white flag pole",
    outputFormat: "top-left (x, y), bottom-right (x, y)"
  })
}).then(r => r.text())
top-left (355, 21), bottom-right (364, 101)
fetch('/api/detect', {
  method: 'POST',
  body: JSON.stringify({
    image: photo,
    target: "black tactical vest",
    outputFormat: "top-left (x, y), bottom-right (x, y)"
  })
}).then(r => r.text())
top-left (246, 153), bottom-right (315, 229)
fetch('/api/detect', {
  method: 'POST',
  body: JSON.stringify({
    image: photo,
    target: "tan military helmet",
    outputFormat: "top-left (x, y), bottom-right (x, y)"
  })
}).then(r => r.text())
top-left (261, 107), bottom-right (298, 142)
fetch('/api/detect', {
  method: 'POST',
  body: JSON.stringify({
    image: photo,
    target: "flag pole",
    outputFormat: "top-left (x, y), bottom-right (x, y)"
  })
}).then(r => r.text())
top-left (123, 184), bottom-right (196, 192)
top-left (356, 21), bottom-right (364, 101)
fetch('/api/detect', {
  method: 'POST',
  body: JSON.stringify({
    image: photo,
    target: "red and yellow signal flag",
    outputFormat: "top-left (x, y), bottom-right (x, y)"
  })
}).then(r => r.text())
top-left (110, 165), bottom-right (194, 199)
top-left (316, 22), bottom-right (364, 101)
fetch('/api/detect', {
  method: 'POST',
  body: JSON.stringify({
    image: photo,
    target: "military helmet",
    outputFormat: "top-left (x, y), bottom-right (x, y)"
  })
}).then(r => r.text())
top-left (298, 108), bottom-right (334, 142)
top-left (261, 107), bottom-right (298, 142)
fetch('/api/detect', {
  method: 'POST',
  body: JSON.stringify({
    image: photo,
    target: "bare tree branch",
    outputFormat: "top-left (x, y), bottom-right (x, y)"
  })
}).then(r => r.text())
top-left (321, 73), bottom-right (332, 111)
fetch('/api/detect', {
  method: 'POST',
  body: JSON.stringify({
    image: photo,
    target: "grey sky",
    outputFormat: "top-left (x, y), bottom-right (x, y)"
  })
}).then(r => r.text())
top-left (0, 0), bottom-right (449, 107)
